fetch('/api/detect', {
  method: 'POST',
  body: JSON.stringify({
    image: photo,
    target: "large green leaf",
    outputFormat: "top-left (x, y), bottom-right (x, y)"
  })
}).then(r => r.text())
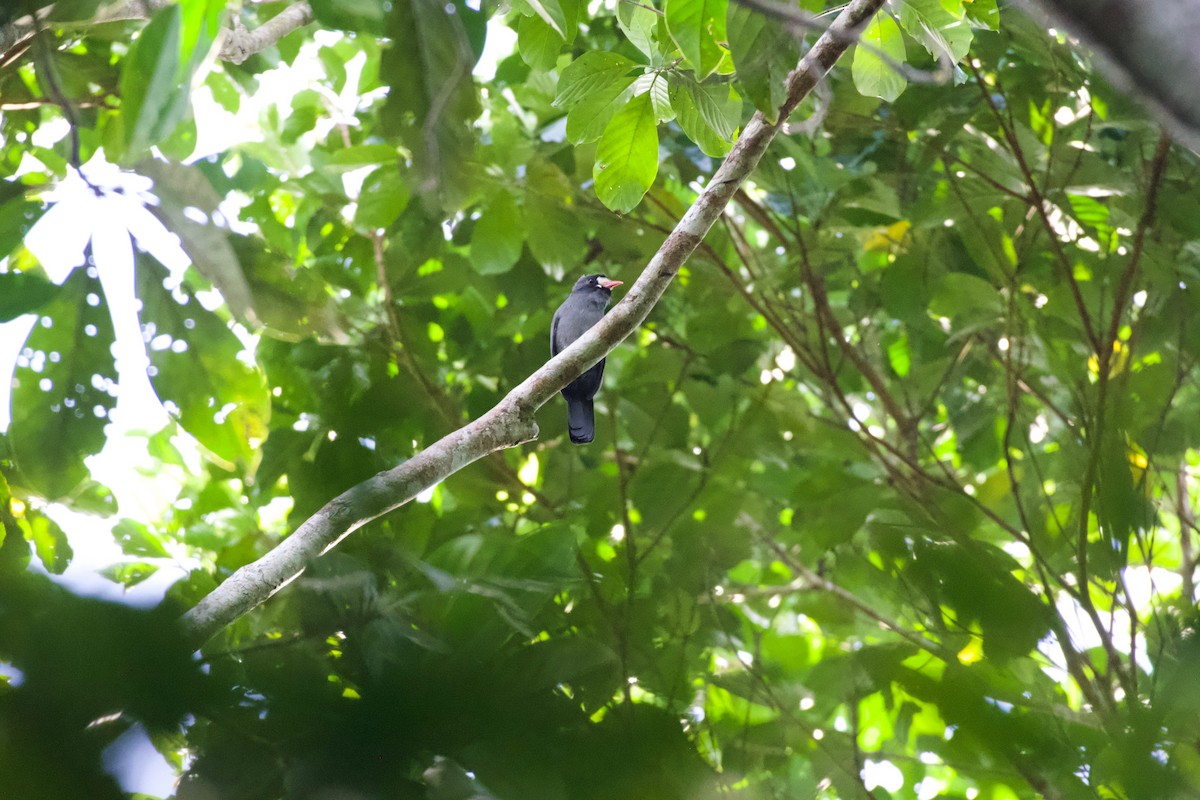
top-left (852, 13), bottom-right (908, 102)
top-left (617, 0), bottom-right (659, 60)
top-left (966, 0), bottom-right (999, 29)
top-left (112, 518), bottom-right (172, 559)
top-left (594, 92), bottom-right (659, 213)
top-left (119, 5), bottom-right (186, 158)
top-left (118, 0), bottom-right (222, 159)
top-left (100, 561), bottom-right (161, 588)
top-left (665, 0), bottom-right (728, 78)
top-left (382, 0), bottom-right (482, 208)
top-left (136, 159), bottom-right (257, 326)
top-left (668, 74), bottom-right (741, 157)
top-left (8, 266), bottom-right (117, 500)
top-left (524, 161), bottom-right (588, 267)
top-left (517, 13), bottom-right (565, 72)
top-left (555, 51), bottom-right (641, 144)
top-left (180, 0), bottom-right (226, 64)
top-left (135, 254), bottom-right (270, 471)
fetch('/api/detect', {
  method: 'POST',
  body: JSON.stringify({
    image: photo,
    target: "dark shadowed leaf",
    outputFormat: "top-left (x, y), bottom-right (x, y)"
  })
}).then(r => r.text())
top-left (8, 266), bottom-right (116, 500)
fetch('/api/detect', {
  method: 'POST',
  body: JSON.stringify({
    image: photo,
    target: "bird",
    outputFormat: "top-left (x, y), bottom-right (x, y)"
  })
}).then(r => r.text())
top-left (550, 274), bottom-right (624, 444)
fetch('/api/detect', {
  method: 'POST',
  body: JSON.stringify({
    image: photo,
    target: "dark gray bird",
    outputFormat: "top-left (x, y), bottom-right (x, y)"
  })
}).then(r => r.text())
top-left (551, 274), bottom-right (624, 444)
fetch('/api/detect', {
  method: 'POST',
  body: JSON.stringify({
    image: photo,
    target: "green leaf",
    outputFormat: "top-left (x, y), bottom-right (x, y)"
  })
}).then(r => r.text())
top-left (117, 1), bottom-right (220, 159)
top-left (1094, 432), bottom-right (1148, 575)
top-left (639, 72), bottom-right (674, 123)
top-left (470, 191), bottom-right (524, 275)
top-left (281, 91), bottom-right (321, 144)
top-left (617, 0), bottom-right (659, 59)
top-left (158, 114), bottom-right (198, 161)
top-left (355, 166), bottom-right (411, 230)
top-left (113, 518), bottom-right (171, 559)
top-left (525, 161), bottom-right (588, 267)
top-left (726, 4), bottom-right (800, 122)
top-left (965, 0), bottom-right (999, 29)
top-left (136, 159), bottom-right (257, 326)
top-left (629, 462), bottom-right (700, 529)
top-left (555, 52), bottom-right (634, 104)
top-left (204, 70), bottom-right (241, 114)
top-left (100, 562), bottom-right (161, 588)
top-left (381, 0), bottom-right (482, 208)
top-left (522, 0), bottom-right (570, 38)
top-left (895, 0), bottom-right (973, 63)
top-left (517, 12), bottom-right (565, 72)
top-left (560, 0), bottom-right (582, 40)
top-left (556, 51), bottom-right (641, 144)
top-left (852, 14), bottom-right (907, 102)
top-left (9, 266), bottom-right (117, 500)
top-left (27, 511), bottom-right (72, 574)
top-left (1068, 193), bottom-right (1114, 243)
top-left (0, 271), bottom-right (59, 322)
top-left (666, 0), bottom-right (728, 78)
top-left (668, 74), bottom-right (740, 157)
top-left (955, 213), bottom-right (1015, 283)
top-left (119, 5), bottom-right (187, 157)
top-left (135, 254), bottom-right (270, 471)
top-left (0, 197), bottom-right (45, 262)
top-left (323, 144), bottom-right (401, 170)
top-left (928, 272), bottom-right (1001, 319)
top-left (594, 92), bottom-right (659, 213)
top-left (886, 332), bottom-right (911, 377)
top-left (180, 0), bottom-right (226, 70)
top-left (78, 483), bottom-right (119, 517)
top-left (880, 257), bottom-right (934, 330)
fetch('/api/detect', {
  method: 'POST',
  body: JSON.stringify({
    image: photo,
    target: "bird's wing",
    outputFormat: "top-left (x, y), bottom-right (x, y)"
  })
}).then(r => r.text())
top-left (552, 292), bottom-right (607, 358)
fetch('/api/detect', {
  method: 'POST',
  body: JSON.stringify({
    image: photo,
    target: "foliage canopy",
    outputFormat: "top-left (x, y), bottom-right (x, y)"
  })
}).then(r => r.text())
top-left (1, 0), bottom-right (1200, 798)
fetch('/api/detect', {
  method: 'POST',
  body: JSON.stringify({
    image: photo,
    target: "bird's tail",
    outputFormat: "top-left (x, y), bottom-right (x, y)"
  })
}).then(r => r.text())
top-left (567, 399), bottom-right (595, 444)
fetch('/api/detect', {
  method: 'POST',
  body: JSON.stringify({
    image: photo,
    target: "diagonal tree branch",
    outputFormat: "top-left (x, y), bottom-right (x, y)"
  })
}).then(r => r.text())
top-left (219, 2), bottom-right (313, 64)
top-left (179, 0), bottom-right (888, 647)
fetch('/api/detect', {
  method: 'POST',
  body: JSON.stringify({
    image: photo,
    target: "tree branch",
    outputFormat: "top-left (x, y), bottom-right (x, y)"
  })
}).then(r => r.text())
top-left (219, 2), bottom-right (314, 65)
top-left (180, 0), bottom-right (887, 646)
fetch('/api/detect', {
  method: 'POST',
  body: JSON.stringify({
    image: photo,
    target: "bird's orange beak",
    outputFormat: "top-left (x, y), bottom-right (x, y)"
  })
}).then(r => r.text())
top-left (597, 278), bottom-right (623, 289)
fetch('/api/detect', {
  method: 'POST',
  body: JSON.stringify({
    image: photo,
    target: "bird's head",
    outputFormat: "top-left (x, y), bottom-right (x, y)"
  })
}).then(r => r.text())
top-left (573, 274), bottom-right (624, 294)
